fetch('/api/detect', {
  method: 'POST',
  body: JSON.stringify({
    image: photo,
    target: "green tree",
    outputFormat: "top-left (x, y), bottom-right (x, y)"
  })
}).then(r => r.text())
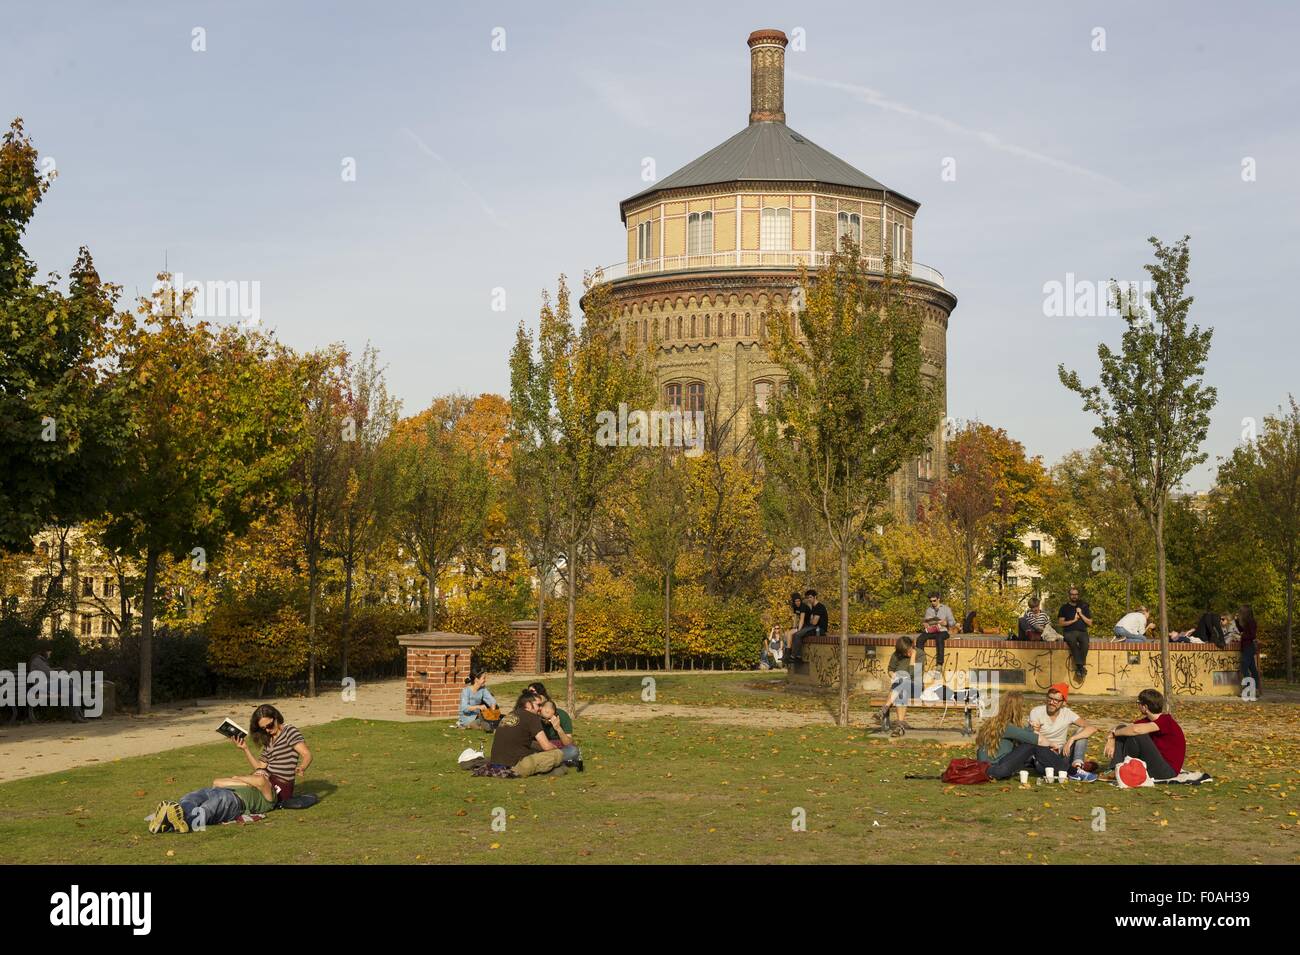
top-left (0, 119), bottom-right (129, 552)
top-left (758, 248), bottom-right (940, 726)
top-left (629, 449), bottom-right (692, 667)
top-left (1218, 396), bottom-right (1300, 681)
top-left (1058, 236), bottom-right (1216, 704)
top-left (536, 276), bottom-right (650, 712)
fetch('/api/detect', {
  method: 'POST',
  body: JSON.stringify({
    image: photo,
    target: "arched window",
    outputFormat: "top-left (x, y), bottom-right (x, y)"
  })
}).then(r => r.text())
top-left (704, 314), bottom-right (711, 337)
top-left (687, 211), bottom-right (713, 256)
top-left (686, 381), bottom-right (705, 413)
top-left (641, 319), bottom-right (648, 342)
top-left (837, 211), bottom-right (861, 250)
top-left (753, 379), bottom-right (775, 412)
top-left (744, 312), bottom-right (751, 337)
top-left (760, 207), bottom-right (791, 251)
top-left (676, 316), bottom-right (683, 339)
top-left (690, 315), bottom-right (697, 338)
top-left (665, 382), bottom-right (683, 410)
top-left (730, 313), bottom-right (737, 336)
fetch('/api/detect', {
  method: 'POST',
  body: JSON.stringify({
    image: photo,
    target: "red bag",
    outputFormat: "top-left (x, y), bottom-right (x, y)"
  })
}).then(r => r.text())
top-left (941, 758), bottom-right (992, 784)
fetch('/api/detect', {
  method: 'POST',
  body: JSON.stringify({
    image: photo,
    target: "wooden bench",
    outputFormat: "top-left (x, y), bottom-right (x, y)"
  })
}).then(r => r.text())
top-left (869, 696), bottom-right (979, 737)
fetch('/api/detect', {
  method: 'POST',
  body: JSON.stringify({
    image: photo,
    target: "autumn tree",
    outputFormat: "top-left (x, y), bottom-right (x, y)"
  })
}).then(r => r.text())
top-left (327, 345), bottom-right (399, 680)
top-left (104, 279), bottom-right (306, 711)
top-left (1059, 236), bottom-right (1216, 704)
top-left (387, 398), bottom-right (491, 632)
top-left (757, 248), bottom-right (940, 726)
top-left (1218, 396), bottom-right (1300, 681)
top-left (628, 449), bottom-right (692, 667)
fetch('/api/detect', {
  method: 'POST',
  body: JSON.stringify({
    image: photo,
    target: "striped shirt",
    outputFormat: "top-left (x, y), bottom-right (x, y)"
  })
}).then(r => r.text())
top-left (259, 724), bottom-right (305, 780)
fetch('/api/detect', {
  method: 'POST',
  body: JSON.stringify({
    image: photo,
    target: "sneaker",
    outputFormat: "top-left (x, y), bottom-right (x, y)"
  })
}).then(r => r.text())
top-left (576, 759), bottom-right (585, 773)
top-left (164, 801), bottom-right (190, 833)
top-left (148, 802), bottom-right (172, 834)
top-left (1068, 769), bottom-right (1098, 782)
top-left (759, 662), bottom-right (770, 671)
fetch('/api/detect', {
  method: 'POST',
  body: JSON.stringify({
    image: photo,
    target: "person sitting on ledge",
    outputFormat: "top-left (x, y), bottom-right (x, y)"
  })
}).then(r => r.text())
top-left (1113, 606), bottom-right (1151, 642)
top-left (458, 668), bottom-right (500, 731)
top-left (1102, 688), bottom-right (1186, 781)
top-left (1028, 684), bottom-right (1098, 781)
top-left (1017, 597), bottom-right (1050, 640)
top-left (916, 591), bottom-right (957, 668)
top-left (489, 690), bottom-right (566, 777)
top-left (787, 589), bottom-right (827, 664)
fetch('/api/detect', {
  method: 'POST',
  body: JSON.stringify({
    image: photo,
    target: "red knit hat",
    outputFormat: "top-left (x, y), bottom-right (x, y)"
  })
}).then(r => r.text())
top-left (1050, 682), bottom-right (1070, 701)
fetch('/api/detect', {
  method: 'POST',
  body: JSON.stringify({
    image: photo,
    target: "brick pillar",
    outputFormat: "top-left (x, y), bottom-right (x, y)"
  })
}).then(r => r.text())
top-left (397, 632), bottom-right (483, 718)
top-left (509, 620), bottom-right (540, 672)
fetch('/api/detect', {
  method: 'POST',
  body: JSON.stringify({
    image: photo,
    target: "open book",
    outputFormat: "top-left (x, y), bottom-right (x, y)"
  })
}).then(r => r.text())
top-left (216, 717), bottom-right (247, 741)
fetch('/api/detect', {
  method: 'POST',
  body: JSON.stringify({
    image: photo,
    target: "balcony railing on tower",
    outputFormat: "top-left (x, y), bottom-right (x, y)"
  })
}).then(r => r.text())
top-left (590, 250), bottom-right (945, 289)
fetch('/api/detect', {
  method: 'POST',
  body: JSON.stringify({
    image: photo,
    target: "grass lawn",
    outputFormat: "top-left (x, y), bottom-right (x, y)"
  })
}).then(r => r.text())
top-left (1, 677), bottom-right (1296, 864)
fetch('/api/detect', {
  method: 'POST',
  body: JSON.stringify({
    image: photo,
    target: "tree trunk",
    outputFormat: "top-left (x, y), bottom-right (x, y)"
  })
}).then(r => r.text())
top-left (1155, 504), bottom-right (1172, 709)
top-left (534, 561), bottom-right (547, 674)
top-left (664, 570), bottom-right (672, 670)
top-left (565, 541), bottom-right (577, 715)
top-left (307, 557), bottom-right (318, 697)
top-left (426, 568), bottom-right (436, 633)
top-left (1287, 572), bottom-right (1295, 683)
top-left (839, 545), bottom-right (850, 728)
top-left (138, 546), bottom-right (159, 714)
top-left (341, 559), bottom-right (353, 682)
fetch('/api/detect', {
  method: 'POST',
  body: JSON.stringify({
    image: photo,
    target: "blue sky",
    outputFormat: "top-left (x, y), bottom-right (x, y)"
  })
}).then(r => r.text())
top-left (5, 1), bottom-right (1298, 488)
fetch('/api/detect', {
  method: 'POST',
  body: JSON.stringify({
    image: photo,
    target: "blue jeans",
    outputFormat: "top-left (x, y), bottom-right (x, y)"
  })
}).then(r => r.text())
top-left (178, 787), bottom-right (246, 830)
top-left (561, 744), bottom-right (581, 763)
top-left (1114, 625), bottom-right (1145, 641)
top-left (1034, 739), bottom-right (1089, 775)
top-left (1240, 645), bottom-right (1261, 694)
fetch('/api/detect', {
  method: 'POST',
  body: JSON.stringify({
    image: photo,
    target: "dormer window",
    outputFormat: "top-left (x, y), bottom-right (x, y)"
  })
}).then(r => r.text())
top-left (637, 220), bottom-right (654, 262)
top-left (760, 207), bottom-right (791, 251)
top-left (837, 211), bottom-right (861, 250)
top-left (687, 211), bottom-right (713, 255)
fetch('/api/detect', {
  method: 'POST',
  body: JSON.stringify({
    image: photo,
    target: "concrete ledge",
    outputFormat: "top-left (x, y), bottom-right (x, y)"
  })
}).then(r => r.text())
top-left (397, 632), bottom-right (484, 650)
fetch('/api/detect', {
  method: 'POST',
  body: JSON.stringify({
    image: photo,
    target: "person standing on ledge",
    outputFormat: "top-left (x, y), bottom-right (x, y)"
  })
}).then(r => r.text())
top-left (1057, 585), bottom-right (1093, 680)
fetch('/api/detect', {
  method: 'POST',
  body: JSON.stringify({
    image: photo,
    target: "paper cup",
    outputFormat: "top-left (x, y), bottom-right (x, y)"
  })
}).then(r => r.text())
top-left (1018, 770), bottom-right (1029, 785)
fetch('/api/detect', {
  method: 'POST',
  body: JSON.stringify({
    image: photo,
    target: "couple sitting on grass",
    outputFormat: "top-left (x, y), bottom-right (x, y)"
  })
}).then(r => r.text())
top-left (975, 685), bottom-right (1186, 782)
top-left (487, 682), bottom-right (583, 777)
top-left (148, 704), bottom-right (312, 833)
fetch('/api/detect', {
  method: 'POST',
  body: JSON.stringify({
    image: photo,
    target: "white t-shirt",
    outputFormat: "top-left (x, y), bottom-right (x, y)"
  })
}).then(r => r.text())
top-left (1028, 704), bottom-right (1079, 747)
top-left (1117, 612), bottom-right (1147, 635)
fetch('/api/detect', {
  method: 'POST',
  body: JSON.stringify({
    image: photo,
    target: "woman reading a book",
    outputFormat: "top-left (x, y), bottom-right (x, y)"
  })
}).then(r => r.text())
top-left (214, 704), bottom-right (311, 803)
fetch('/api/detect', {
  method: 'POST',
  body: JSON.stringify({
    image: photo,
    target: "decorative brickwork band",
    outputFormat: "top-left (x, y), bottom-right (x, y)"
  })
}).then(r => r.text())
top-left (397, 632), bottom-right (484, 718)
top-left (748, 29), bottom-right (787, 124)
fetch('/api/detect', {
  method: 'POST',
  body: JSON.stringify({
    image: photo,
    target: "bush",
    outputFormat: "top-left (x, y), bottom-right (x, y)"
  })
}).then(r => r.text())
top-left (317, 604), bottom-right (421, 676)
top-left (78, 627), bottom-right (216, 707)
top-left (207, 592), bottom-right (310, 692)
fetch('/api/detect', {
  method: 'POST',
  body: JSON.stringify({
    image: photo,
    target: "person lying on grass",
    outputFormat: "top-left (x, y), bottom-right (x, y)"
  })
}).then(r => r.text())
top-left (488, 690), bottom-right (566, 777)
top-left (1101, 688), bottom-right (1186, 781)
top-left (148, 780), bottom-right (274, 834)
top-left (213, 704), bottom-right (311, 804)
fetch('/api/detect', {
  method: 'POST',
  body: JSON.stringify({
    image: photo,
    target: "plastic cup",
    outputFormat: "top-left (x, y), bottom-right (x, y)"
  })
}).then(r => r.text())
top-left (1044, 767), bottom-right (1055, 782)
top-left (1019, 770), bottom-right (1029, 785)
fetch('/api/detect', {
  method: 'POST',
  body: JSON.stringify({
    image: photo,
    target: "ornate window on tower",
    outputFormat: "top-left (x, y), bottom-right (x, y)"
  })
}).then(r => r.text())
top-left (753, 379), bottom-right (775, 412)
top-left (637, 221), bottom-right (654, 262)
top-left (892, 220), bottom-right (907, 262)
top-left (687, 211), bottom-right (713, 256)
top-left (760, 207), bottom-right (791, 251)
top-left (837, 211), bottom-right (861, 250)
top-left (665, 382), bottom-right (683, 410)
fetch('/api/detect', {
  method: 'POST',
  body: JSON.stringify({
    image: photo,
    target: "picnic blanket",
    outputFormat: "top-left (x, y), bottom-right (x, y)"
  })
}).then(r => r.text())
top-left (470, 762), bottom-right (518, 779)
